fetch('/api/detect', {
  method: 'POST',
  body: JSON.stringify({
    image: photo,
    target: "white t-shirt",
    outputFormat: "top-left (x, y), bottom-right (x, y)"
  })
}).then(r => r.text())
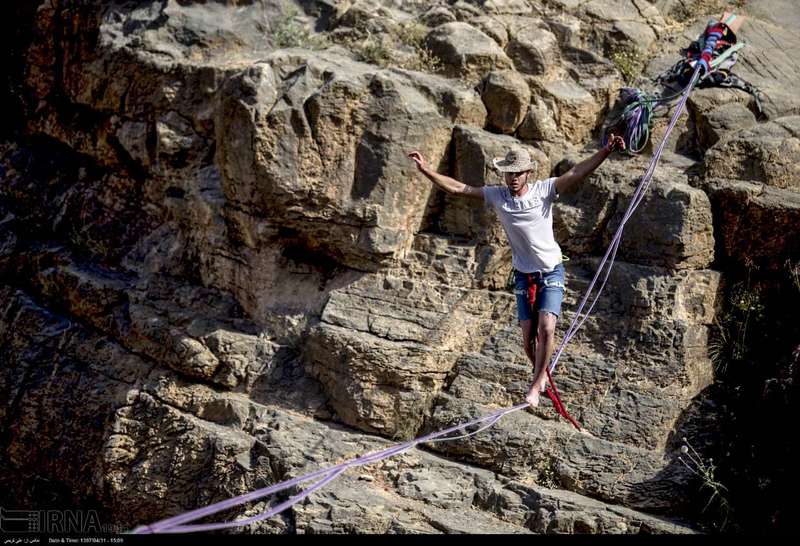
top-left (482, 177), bottom-right (562, 273)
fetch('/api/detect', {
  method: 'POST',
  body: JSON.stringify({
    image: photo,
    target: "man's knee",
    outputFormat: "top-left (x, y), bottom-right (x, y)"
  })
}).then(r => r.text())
top-left (537, 313), bottom-right (556, 342)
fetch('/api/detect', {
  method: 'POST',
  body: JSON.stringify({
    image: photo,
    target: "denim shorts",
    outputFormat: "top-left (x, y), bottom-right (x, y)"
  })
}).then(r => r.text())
top-left (513, 263), bottom-right (566, 321)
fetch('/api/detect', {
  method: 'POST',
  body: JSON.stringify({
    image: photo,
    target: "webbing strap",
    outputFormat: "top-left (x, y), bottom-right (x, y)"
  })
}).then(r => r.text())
top-left (710, 41), bottom-right (744, 68)
top-left (545, 369), bottom-right (581, 430)
top-left (527, 273), bottom-right (538, 310)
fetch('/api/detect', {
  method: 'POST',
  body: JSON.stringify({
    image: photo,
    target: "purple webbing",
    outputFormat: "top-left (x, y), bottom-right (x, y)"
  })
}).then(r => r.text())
top-left (549, 66), bottom-right (701, 374)
top-left (158, 468), bottom-right (348, 533)
top-left (132, 66), bottom-right (702, 536)
top-left (133, 403), bottom-right (527, 533)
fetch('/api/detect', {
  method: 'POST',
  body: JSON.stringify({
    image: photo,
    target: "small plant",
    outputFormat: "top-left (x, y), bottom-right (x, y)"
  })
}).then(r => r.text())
top-left (728, 271), bottom-right (764, 360)
top-left (342, 22), bottom-right (442, 73)
top-left (270, 6), bottom-right (328, 50)
top-left (786, 259), bottom-right (800, 293)
top-left (396, 22), bottom-right (427, 50)
top-left (610, 47), bottom-right (645, 86)
top-left (706, 317), bottom-right (730, 370)
top-left (678, 437), bottom-right (731, 531)
top-left (69, 223), bottom-right (110, 258)
top-left (400, 44), bottom-right (443, 74)
top-left (537, 462), bottom-right (559, 489)
top-left (354, 31), bottom-right (395, 67)
top-left (708, 265), bottom-right (764, 374)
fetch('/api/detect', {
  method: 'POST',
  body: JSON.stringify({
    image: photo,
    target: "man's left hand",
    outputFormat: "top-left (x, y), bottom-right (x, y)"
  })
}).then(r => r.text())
top-left (605, 134), bottom-right (626, 154)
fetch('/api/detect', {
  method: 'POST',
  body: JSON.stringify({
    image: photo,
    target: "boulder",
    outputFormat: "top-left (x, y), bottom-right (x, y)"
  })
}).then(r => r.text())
top-left (481, 69), bottom-right (531, 134)
top-left (332, 0), bottom-right (407, 38)
top-left (466, 0), bottom-right (535, 15)
top-left (604, 176), bottom-right (715, 271)
top-left (690, 97), bottom-right (757, 151)
top-left (552, 159), bottom-right (715, 271)
top-left (518, 96), bottom-right (559, 142)
top-left (424, 22), bottom-right (513, 79)
top-left (306, 273), bottom-right (513, 438)
top-left (536, 78), bottom-right (600, 143)
top-left (215, 51), bottom-right (468, 271)
top-left (553, 171), bottom-right (619, 256)
top-left (506, 25), bottom-right (559, 76)
top-left (420, 6), bottom-right (457, 28)
top-left (471, 16), bottom-right (509, 47)
top-left (705, 178), bottom-right (800, 270)
top-left (704, 116), bottom-right (800, 189)
top-left (26, 254), bottom-right (278, 390)
top-left (583, 0), bottom-right (663, 51)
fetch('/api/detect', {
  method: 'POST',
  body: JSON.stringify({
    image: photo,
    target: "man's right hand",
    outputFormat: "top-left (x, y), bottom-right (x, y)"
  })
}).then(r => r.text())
top-left (604, 134), bottom-right (626, 154)
top-left (408, 151), bottom-right (427, 172)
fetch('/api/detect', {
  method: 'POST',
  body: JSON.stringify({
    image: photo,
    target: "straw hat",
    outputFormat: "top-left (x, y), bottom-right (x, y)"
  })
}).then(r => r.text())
top-left (492, 147), bottom-right (536, 173)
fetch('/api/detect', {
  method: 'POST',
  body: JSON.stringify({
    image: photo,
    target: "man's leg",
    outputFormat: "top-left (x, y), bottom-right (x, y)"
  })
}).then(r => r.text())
top-left (525, 311), bottom-right (557, 406)
top-left (514, 272), bottom-right (539, 397)
top-left (520, 319), bottom-right (536, 371)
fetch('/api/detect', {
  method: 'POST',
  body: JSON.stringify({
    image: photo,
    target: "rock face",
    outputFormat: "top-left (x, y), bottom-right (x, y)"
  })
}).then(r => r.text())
top-left (704, 117), bottom-right (800, 189)
top-left (1, 0), bottom-right (798, 536)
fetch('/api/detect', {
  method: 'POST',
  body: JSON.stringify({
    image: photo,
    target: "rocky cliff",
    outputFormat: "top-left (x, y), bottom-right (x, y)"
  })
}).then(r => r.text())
top-left (1, 0), bottom-right (798, 535)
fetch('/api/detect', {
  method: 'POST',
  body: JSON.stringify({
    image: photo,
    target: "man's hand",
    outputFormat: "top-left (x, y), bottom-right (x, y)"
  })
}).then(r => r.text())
top-left (407, 150), bottom-right (483, 198)
top-left (604, 134), bottom-right (626, 154)
top-left (556, 135), bottom-right (624, 194)
top-left (408, 151), bottom-right (427, 172)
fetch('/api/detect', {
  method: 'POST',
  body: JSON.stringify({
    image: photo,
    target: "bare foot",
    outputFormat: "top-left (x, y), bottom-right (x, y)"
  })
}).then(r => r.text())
top-left (525, 389), bottom-right (541, 407)
top-left (530, 379), bottom-right (547, 394)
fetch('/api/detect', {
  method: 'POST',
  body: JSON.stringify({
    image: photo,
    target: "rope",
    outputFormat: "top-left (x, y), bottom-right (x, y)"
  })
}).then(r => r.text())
top-left (602, 88), bottom-right (654, 154)
top-left (549, 66), bottom-right (702, 375)
top-left (131, 403), bottom-right (527, 534)
top-left (545, 369), bottom-right (581, 431)
top-left (602, 86), bottom-right (689, 155)
top-left (130, 64), bottom-right (704, 536)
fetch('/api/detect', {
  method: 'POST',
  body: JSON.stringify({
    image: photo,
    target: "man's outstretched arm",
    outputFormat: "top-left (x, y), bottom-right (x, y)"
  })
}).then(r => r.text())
top-left (408, 151), bottom-right (484, 198)
top-left (554, 135), bottom-right (625, 194)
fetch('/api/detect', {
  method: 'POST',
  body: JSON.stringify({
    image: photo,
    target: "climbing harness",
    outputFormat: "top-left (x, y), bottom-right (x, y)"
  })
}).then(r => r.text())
top-left (604, 13), bottom-right (764, 154)
top-left (131, 63), bottom-right (705, 536)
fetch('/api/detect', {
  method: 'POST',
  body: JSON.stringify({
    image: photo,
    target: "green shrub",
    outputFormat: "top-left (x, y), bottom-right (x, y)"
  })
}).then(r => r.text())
top-left (610, 47), bottom-right (645, 86)
top-left (271, 6), bottom-right (328, 50)
top-left (342, 22), bottom-right (442, 73)
top-left (69, 223), bottom-right (110, 259)
top-left (355, 31), bottom-right (394, 67)
top-left (678, 437), bottom-right (732, 532)
top-left (786, 259), bottom-right (800, 293)
top-left (708, 267), bottom-right (764, 374)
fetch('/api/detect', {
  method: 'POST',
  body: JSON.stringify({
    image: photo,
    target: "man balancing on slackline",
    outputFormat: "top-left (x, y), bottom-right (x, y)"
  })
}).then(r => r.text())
top-left (408, 135), bottom-right (625, 407)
